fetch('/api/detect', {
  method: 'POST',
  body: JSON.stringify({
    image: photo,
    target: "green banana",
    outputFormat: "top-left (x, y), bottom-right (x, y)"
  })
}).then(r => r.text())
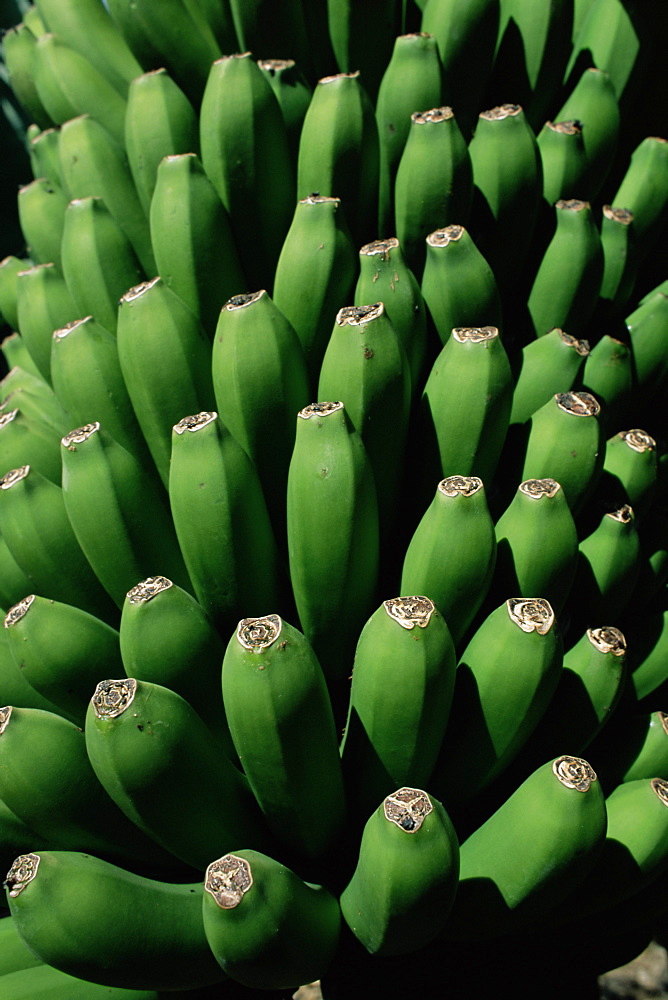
top-left (571, 503), bottom-right (641, 626)
top-left (5, 851), bottom-right (225, 990)
top-left (272, 194), bottom-right (357, 381)
top-left (150, 154), bottom-right (246, 339)
top-left (420, 326), bottom-right (513, 489)
top-left (467, 103), bottom-right (543, 291)
top-left (628, 603), bottom-right (668, 705)
top-left (202, 849), bottom-right (340, 989)
top-left (536, 120), bottom-right (589, 209)
top-left (596, 205), bottom-right (638, 324)
top-left (399, 476), bottom-right (497, 646)
top-left (60, 197), bottom-right (145, 337)
top-left (318, 302), bottom-right (411, 532)
top-left (0, 381), bottom-right (70, 438)
top-left (0, 915), bottom-right (43, 977)
top-left (620, 712), bottom-right (668, 784)
top-left (612, 136), bottom-right (668, 261)
top-left (296, 70), bottom-right (379, 249)
top-left (211, 290), bottom-right (309, 543)
top-left (420, 225), bottom-right (502, 345)
top-left (443, 756), bottom-right (606, 938)
top-left (354, 238), bottom-right (428, 391)
top-left (119, 575), bottom-right (232, 754)
top-left (0, 617), bottom-right (62, 716)
top-left (16, 177), bottom-right (68, 270)
top-left (341, 598), bottom-right (456, 814)
top-left (1, 24), bottom-right (52, 130)
top-left (394, 106), bottom-right (472, 276)
top-left (554, 67), bottom-right (620, 199)
top-left (34, 0), bottom-right (143, 97)
top-left (257, 59), bottom-right (312, 170)
top-left (339, 787), bottom-right (459, 955)
top-left (0, 465), bottom-right (115, 621)
top-left (168, 411), bottom-right (282, 635)
top-left (0, 536), bottom-right (33, 613)
top-left (50, 315), bottom-right (149, 463)
top-left (509, 328), bottom-right (589, 426)
top-left (85, 677), bottom-right (267, 870)
top-left (435, 598), bottom-right (563, 805)
top-left (326, 0), bottom-right (399, 101)
top-left (519, 391), bottom-right (605, 515)
top-left (28, 127), bottom-right (63, 191)
top-left (15, 262), bottom-right (78, 384)
top-left (491, 478), bottom-right (579, 616)
top-left (60, 421), bottom-right (191, 607)
top-left (0, 963), bottom-right (159, 999)
top-left (0, 340), bottom-right (44, 383)
top-left (286, 401), bottom-right (379, 681)
top-left (375, 31), bottom-right (443, 236)
top-left (581, 333), bottom-right (634, 433)
top-left (626, 290), bottom-right (668, 400)
top-left (0, 406), bottom-right (62, 486)
top-left (565, 0), bottom-right (640, 103)
top-left (125, 68), bottom-right (200, 217)
top-left (199, 52), bottom-right (294, 291)
top-left (0, 258), bottom-right (29, 333)
top-left (601, 429), bottom-right (657, 519)
top-left (3, 593), bottom-right (122, 725)
top-left (32, 33), bottom-right (127, 146)
top-left (0, 707), bottom-right (172, 866)
top-left (116, 277), bottom-right (215, 488)
top-left (222, 614), bottom-right (346, 859)
top-left (58, 114), bottom-right (156, 277)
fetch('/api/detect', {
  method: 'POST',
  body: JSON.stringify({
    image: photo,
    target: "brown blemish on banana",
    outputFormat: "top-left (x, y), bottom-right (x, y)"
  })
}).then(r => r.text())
top-left (480, 104), bottom-right (522, 120)
top-left (452, 326), bottom-right (498, 343)
top-left (258, 58), bottom-right (295, 72)
top-left (412, 107), bottom-right (454, 124)
top-left (122, 277), bottom-right (161, 302)
top-left (4, 853), bottom-right (40, 897)
top-left (0, 409), bottom-right (18, 429)
top-left (659, 713), bottom-right (668, 736)
top-left (384, 788), bottom-right (433, 832)
top-left (547, 120), bottom-right (582, 134)
top-left (619, 429), bottom-right (656, 452)
top-left (127, 577), bottom-right (173, 604)
top-left (438, 475), bottom-right (483, 497)
top-left (319, 71), bottom-right (360, 84)
top-left (606, 504), bottom-right (633, 523)
top-left (384, 597), bottom-right (435, 630)
top-left (507, 598), bottom-right (555, 635)
top-left (520, 479), bottom-right (561, 499)
top-left (337, 304), bottom-right (384, 325)
top-left (587, 627), bottom-right (627, 656)
top-left (427, 225), bottom-right (465, 246)
top-left (555, 199), bottom-right (590, 212)
top-left (555, 391), bottom-right (600, 416)
top-left (360, 238), bottom-right (399, 260)
top-left (0, 465), bottom-right (30, 489)
top-left (556, 330), bottom-right (590, 355)
top-left (92, 678), bottom-right (138, 719)
top-left (205, 854), bottom-right (253, 909)
top-left (61, 422), bottom-right (100, 447)
top-left (553, 756), bottom-right (597, 792)
top-left (651, 778), bottom-right (668, 806)
top-left (603, 205), bottom-right (634, 225)
top-left (300, 194), bottom-right (341, 206)
top-left (0, 706), bottom-right (12, 735)
top-left (173, 412), bottom-right (217, 434)
top-left (298, 401), bottom-right (344, 419)
top-left (225, 291), bottom-right (264, 310)
top-left (237, 615), bottom-right (282, 650)
top-left (4, 595), bottom-right (35, 628)
top-left (53, 317), bottom-right (91, 340)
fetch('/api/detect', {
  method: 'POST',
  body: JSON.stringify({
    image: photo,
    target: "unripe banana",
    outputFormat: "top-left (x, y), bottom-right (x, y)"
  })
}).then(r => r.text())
top-left (15, 263), bottom-right (78, 383)
top-left (318, 302), bottom-right (411, 532)
top-left (0, 963), bottom-right (159, 998)
top-left (1, 24), bottom-right (52, 130)
top-left (16, 178), bottom-right (68, 270)
top-left (628, 605), bottom-right (668, 705)
top-left (0, 618), bottom-right (61, 716)
top-left (0, 465), bottom-right (115, 621)
top-left (0, 407), bottom-right (62, 486)
top-left (125, 69), bottom-right (200, 217)
top-left (60, 197), bottom-right (145, 337)
top-left (341, 598), bottom-right (456, 814)
top-left (86, 677), bottom-right (267, 869)
top-left (58, 115), bottom-right (156, 277)
top-left (203, 849), bottom-right (340, 989)
top-left (272, 195), bottom-right (357, 381)
top-left (0, 537), bottom-right (33, 614)
top-left (339, 787), bottom-right (459, 955)
top-left (596, 205), bottom-right (638, 324)
top-left (581, 334), bottom-right (634, 433)
top-left (626, 290), bottom-right (668, 399)
top-left (34, 0), bottom-right (143, 97)
top-left (32, 34), bottom-right (127, 146)
top-left (0, 914), bottom-right (43, 977)
top-left (571, 503), bottom-right (641, 626)
top-left (555, 67), bottom-right (620, 199)
top-left (3, 594), bottom-right (122, 726)
top-left (509, 328), bottom-right (589, 426)
top-left (566, 0), bottom-right (640, 102)
top-left (5, 851), bottom-right (225, 990)
top-left (601, 429), bottom-right (657, 519)
top-left (257, 59), bottom-right (312, 169)
top-left (286, 401), bottom-right (379, 681)
top-left (0, 381), bottom-right (68, 438)
top-left (211, 291), bottom-right (309, 543)
top-left (520, 391), bottom-right (604, 515)
top-left (613, 136), bottom-right (668, 260)
top-left (169, 411), bottom-right (282, 635)
top-left (375, 32), bottom-right (443, 236)
top-left (0, 341), bottom-right (44, 384)
top-left (119, 576), bottom-right (232, 754)
top-left (0, 706), bottom-right (171, 866)
top-left (420, 326), bottom-right (513, 489)
top-left (0, 258), bottom-right (29, 333)
top-left (443, 756), bottom-right (606, 938)
top-left (435, 599), bottom-right (563, 805)
top-left (491, 479), bottom-right (579, 616)
top-left (230, 0), bottom-right (312, 76)
top-left (199, 52), bottom-right (294, 291)
top-left (28, 127), bottom-right (63, 191)
top-left (394, 106), bottom-right (472, 276)
top-left (354, 238), bottom-right (428, 391)
top-left (151, 154), bottom-right (246, 339)
top-left (326, 0), bottom-right (399, 101)
top-left (222, 614), bottom-right (346, 859)
top-left (60, 422), bottom-right (191, 607)
top-left (116, 278), bottom-right (215, 487)
top-left (618, 712), bottom-right (668, 784)
top-left (421, 226), bottom-right (502, 345)
top-left (528, 199), bottom-right (604, 340)
top-left (400, 476), bottom-right (496, 646)
top-left (297, 71), bottom-right (379, 249)
top-left (467, 103), bottom-right (542, 290)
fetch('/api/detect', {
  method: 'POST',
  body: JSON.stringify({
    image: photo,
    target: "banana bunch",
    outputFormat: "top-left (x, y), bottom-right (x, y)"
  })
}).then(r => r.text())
top-left (0, 0), bottom-right (667, 997)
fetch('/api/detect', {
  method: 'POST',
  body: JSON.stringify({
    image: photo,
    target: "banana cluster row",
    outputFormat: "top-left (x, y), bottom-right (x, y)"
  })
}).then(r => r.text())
top-left (0, 0), bottom-right (667, 996)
